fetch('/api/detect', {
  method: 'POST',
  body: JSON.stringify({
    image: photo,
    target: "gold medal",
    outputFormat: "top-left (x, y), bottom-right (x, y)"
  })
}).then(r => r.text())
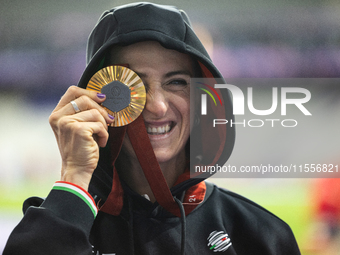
top-left (86, 65), bottom-right (146, 127)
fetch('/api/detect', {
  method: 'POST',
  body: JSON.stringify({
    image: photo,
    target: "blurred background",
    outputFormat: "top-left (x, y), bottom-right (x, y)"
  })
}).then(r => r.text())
top-left (1, 0), bottom-right (340, 254)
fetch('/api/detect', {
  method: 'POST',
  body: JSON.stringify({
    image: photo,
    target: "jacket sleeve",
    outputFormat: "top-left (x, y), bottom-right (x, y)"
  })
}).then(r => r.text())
top-left (3, 181), bottom-right (98, 255)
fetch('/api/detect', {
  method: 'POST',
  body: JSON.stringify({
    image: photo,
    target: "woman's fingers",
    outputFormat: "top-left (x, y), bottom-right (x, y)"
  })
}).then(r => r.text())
top-left (50, 92), bottom-right (114, 129)
top-left (83, 121), bottom-right (110, 148)
top-left (54, 86), bottom-right (105, 112)
top-left (53, 86), bottom-right (114, 123)
top-left (68, 108), bottom-right (110, 139)
top-left (56, 108), bottom-right (110, 145)
top-left (67, 95), bottom-right (113, 122)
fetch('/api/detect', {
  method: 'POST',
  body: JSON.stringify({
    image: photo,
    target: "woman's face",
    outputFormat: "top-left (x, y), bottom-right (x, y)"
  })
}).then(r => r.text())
top-left (109, 41), bottom-right (194, 165)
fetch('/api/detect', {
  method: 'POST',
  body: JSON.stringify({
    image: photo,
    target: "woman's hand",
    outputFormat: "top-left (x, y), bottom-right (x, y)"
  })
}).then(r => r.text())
top-left (49, 86), bottom-right (114, 191)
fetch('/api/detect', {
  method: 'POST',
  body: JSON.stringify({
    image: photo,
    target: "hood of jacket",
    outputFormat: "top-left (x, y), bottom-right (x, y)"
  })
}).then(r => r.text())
top-left (78, 2), bottom-right (235, 213)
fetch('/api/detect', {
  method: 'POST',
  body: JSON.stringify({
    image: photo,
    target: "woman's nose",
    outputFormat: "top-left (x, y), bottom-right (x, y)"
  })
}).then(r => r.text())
top-left (144, 88), bottom-right (168, 118)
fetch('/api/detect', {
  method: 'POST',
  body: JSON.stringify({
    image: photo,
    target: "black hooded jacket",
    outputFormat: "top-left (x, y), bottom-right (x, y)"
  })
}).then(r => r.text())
top-left (4, 3), bottom-right (300, 255)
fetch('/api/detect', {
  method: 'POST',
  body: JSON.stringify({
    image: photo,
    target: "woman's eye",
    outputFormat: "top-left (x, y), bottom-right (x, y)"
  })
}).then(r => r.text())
top-left (168, 79), bottom-right (188, 86)
top-left (165, 79), bottom-right (190, 93)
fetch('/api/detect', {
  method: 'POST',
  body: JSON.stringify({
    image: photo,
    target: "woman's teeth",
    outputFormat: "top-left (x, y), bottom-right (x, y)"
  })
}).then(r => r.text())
top-left (147, 124), bottom-right (171, 135)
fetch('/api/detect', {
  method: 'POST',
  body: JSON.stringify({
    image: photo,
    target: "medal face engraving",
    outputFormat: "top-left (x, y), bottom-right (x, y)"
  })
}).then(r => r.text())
top-left (101, 80), bottom-right (131, 112)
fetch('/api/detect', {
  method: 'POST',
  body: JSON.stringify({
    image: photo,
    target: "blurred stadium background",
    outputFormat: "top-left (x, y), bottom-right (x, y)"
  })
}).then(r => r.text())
top-left (1, 0), bottom-right (340, 254)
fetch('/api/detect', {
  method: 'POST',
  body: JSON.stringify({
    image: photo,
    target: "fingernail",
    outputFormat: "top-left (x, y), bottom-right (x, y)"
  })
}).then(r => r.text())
top-left (108, 114), bottom-right (114, 120)
top-left (97, 93), bottom-right (106, 99)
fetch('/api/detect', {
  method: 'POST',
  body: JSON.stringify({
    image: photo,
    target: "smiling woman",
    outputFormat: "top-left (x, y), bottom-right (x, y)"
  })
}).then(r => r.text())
top-left (4, 2), bottom-right (301, 255)
top-left (109, 41), bottom-right (193, 196)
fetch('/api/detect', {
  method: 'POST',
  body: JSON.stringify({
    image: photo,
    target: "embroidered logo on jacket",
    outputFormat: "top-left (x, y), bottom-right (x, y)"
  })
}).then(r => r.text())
top-left (207, 230), bottom-right (232, 252)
